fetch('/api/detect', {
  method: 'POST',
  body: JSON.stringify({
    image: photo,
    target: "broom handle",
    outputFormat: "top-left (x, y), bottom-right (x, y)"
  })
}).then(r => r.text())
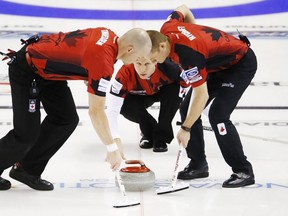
top-left (115, 170), bottom-right (128, 201)
top-left (171, 145), bottom-right (184, 188)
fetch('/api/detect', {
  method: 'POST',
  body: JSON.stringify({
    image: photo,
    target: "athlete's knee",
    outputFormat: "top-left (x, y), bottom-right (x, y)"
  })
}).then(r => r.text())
top-left (121, 107), bottom-right (143, 122)
top-left (66, 112), bottom-right (79, 130)
top-left (208, 108), bottom-right (226, 128)
top-left (55, 111), bottom-right (79, 129)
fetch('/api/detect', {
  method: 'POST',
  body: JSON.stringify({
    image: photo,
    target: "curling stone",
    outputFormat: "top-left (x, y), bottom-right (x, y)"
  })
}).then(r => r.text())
top-left (116, 160), bottom-right (155, 191)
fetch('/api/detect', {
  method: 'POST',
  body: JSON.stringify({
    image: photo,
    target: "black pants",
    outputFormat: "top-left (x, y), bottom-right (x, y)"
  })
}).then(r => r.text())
top-left (180, 48), bottom-right (257, 175)
top-left (121, 83), bottom-right (182, 145)
top-left (0, 46), bottom-right (79, 176)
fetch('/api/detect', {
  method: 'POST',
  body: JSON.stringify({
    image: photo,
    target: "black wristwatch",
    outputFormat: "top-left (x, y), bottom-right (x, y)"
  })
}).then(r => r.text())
top-left (181, 125), bottom-right (191, 132)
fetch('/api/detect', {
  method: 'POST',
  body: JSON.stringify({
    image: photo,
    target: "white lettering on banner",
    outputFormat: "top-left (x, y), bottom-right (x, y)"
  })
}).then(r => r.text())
top-left (180, 66), bottom-right (202, 84)
top-left (96, 29), bottom-right (109, 45)
top-left (98, 78), bottom-right (110, 93)
top-left (111, 79), bottom-right (123, 94)
top-left (178, 26), bottom-right (196, 41)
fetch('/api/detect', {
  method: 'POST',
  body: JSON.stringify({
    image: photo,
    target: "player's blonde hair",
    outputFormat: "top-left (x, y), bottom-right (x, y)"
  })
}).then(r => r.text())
top-left (146, 30), bottom-right (168, 53)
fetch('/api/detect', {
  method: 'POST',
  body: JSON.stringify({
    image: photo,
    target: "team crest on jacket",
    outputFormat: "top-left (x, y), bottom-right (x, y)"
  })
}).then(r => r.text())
top-left (180, 66), bottom-right (202, 84)
top-left (28, 99), bottom-right (36, 112)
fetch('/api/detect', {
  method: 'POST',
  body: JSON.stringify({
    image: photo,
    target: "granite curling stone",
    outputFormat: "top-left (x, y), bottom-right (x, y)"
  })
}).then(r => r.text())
top-left (116, 160), bottom-right (155, 191)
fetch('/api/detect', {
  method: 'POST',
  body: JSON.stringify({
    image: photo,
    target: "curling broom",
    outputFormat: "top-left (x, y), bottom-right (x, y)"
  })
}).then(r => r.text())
top-left (113, 170), bottom-right (140, 208)
top-left (156, 145), bottom-right (189, 195)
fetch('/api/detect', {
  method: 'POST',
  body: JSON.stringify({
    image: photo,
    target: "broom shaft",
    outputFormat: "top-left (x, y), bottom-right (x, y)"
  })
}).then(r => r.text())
top-left (171, 145), bottom-right (184, 188)
top-left (116, 170), bottom-right (128, 199)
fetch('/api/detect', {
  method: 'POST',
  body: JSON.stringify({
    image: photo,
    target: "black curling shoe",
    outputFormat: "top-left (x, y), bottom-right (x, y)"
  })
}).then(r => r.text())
top-left (0, 177), bottom-right (11, 190)
top-left (9, 164), bottom-right (54, 191)
top-left (153, 142), bottom-right (168, 153)
top-left (139, 136), bottom-right (153, 149)
top-left (222, 172), bottom-right (255, 188)
top-left (177, 162), bottom-right (209, 180)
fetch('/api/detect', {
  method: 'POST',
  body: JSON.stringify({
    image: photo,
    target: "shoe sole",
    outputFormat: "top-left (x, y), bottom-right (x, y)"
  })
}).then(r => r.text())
top-left (0, 186), bottom-right (11, 190)
top-left (153, 151), bottom-right (168, 155)
top-left (222, 180), bottom-right (255, 188)
top-left (0, 177), bottom-right (11, 190)
top-left (9, 170), bottom-right (53, 191)
top-left (139, 145), bottom-right (153, 149)
top-left (0, 183), bottom-right (11, 190)
top-left (177, 172), bottom-right (209, 180)
top-left (153, 149), bottom-right (168, 153)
